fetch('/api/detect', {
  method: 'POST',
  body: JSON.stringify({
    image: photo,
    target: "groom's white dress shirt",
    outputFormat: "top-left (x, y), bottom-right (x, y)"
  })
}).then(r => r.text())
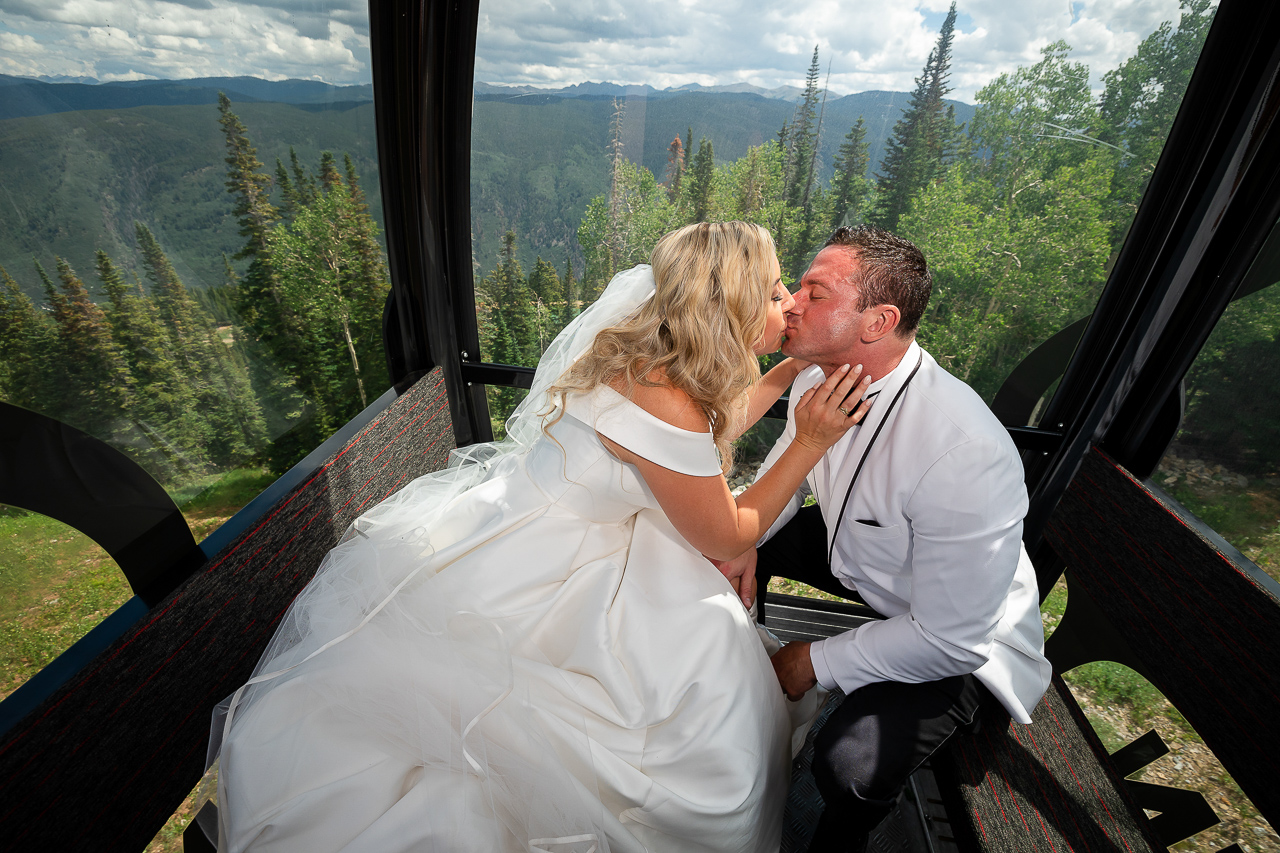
top-left (757, 341), bottom-right (1052, 723)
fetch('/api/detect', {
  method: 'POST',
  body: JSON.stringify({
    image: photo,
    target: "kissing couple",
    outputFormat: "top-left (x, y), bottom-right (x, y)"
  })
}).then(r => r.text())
top-left (211, 221), bottom-right (1050, 853)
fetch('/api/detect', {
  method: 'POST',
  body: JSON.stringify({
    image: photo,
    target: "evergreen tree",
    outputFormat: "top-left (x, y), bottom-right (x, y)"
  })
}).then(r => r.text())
top-left (527, 255), bottom-right (563, 349)
top-left (290, 148), bottom-right (317, 206)
top-left (563, 256), bottom-right (577, 321)
top-left (275, 156), bottom-right (303, 220)
top-left (607, 98), bottom-right (627, 258)
top-left (829, 119), bottom-right (872, 229)
top-left (786, 47), bottom-right (824, 212)
top-left (484, 231), bottom-right (540, 365)
top-left (137, 223), bottom-right (266, 466)
top-left (45, 258), bottom-right (137, 437)
top-left (218, 93), bottom-right (288, 382)
top-left (868, 2), bottom-right (960, 230)
top-left (318, 150), bottom-right (342, 191)
top-left (0, 265), bottom-right (58, 412)
top-left (476, 234), bottom-right (539, 423)
top-left (687, 138), bottom-right (716, 222)
top-left (528, 256), bottom-right (560, 304)
top-left (776, 50), bottom-right (831, 278)
top-left (96, 250), bottom-right (210, 477)
top-left (664, 135), bottom-right (686, 203)
top-left (218, 93), bottom-right (277, 261)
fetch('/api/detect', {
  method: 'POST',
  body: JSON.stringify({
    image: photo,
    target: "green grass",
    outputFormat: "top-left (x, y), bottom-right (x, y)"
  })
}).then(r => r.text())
top-left (0, 466), bottom-right (276, 701)
top-left (1168, 480), bottom-right (1276, 549)
top-left (0, 508), bottom-right (134, 699)
top-left (1, 466), bottom-right (275, 850)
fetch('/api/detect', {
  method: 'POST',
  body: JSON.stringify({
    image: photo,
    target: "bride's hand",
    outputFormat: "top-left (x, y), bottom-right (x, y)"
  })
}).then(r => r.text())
top-left (792, 364), bottom-right (873, 452)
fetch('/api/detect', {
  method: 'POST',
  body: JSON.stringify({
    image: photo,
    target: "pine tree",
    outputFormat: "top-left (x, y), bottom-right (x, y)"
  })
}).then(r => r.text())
top-left (607, 99), bottom-right (627, 265)
top-left (0, 265), bottom-right (58, 412)
top-left (218, 94), bottom-right (287, 370)
top-left (290, 148), bottom-right (317, 205)
top-left (275, 157), bottom-right (302, 219)
top-left (563, 256), bottom-right (577, 321)
top-left (687, 138), bottom-right (716, 222)
top-left (829, 119), bottom-right (872, 229)
top-left (318, 151), bottom-right (342, 191)
top-left (44, 258), bottom-right (137, 437)
top-left (868, 2), bottom-right (960, 230)
top-left (786, 47), bottom-right (823, 211)
top-left (528, 256), bottom-right (559, 304)
top-left (96, 250), bottom-right (210, 476)
top-left (136, 223), bottom-right (266, 466)
top-left (489, 231), bottom-right (539, 365)
top-left (218, 93), bottom-right (278, 260)
top-left (664, 135), bottom-right (686, 203)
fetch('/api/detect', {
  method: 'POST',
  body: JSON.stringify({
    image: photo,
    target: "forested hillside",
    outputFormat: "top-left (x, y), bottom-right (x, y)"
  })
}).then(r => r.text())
top-left (0, 101), bottom-right (383, 297)
top-left (0, 79), bottom-right (969, 295)
top-left (0, 0), bottom-right (1234, 479)
top-left (470, 89), bottom-right (974, 273)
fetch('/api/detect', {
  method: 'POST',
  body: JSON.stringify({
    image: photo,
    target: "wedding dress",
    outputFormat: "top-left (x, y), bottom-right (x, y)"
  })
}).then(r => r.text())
top-left (211, 266), bottom-right (819, 853)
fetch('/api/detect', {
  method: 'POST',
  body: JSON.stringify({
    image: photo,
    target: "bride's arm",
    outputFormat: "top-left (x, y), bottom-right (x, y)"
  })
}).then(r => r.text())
top-left (730, 357), bottom-right (811, 440)
top-left (602, 365), bottom-right (870, 561)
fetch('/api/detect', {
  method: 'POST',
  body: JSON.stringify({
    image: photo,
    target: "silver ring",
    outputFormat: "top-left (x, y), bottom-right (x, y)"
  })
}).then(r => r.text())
top-left (838, 406), bottom-right (852, 417)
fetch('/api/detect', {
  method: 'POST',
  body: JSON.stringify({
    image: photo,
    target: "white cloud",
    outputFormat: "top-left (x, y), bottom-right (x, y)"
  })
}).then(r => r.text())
top-left (0, 30), bottom-right (42, 53)
top-left (0, 0), bottom-right (1202, 99)
top-left (474, 0), bottom-right (1198, 101)
top-left (0, 0), bottom-right (371, 83)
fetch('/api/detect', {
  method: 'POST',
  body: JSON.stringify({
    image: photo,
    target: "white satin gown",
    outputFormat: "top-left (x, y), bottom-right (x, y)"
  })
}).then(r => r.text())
top-left (216, 384), bottom-right (818, 853)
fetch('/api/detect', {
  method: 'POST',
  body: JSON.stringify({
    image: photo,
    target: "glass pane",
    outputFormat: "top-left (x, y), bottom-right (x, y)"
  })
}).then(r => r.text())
top-left (1154, 219), bottom-right (1280, 586)
top-left (469, 0), bottom-right (1218, 435)
top-left (1056, 657), bottom-right (1278, 852)
top-left (1045, 577), bottom-right (1278, 850)
top-left (0, 2), bottom-right (386, 690)
top-left (0, 506), bottom-right (130, 701)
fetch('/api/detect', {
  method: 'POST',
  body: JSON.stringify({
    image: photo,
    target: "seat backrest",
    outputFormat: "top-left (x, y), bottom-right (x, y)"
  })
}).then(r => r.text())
top-left (1041, 448), bottom-right (1280, 829)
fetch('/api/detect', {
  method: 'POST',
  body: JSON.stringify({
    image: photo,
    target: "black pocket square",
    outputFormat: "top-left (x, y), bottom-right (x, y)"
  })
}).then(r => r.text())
top-left (854, 518), bottom-right (881, 527)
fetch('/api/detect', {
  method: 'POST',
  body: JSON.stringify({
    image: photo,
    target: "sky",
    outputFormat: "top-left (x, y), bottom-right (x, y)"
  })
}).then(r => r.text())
top-left (0, 0), bottom-right (1198, 102)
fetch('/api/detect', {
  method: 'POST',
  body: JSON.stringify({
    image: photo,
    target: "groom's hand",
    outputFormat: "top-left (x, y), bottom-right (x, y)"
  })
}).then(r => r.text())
top-left (708, 548), bottom-right (758, 608)
top-left (771, 641), bottom-right (817, 701)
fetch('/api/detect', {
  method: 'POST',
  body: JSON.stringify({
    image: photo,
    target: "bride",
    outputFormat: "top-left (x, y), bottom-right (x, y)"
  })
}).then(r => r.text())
top-left (212, 221), bottom-right (872, 853)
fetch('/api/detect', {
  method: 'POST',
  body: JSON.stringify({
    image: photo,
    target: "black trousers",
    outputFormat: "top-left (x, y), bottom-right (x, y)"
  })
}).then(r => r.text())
top-left (756, 505), bottom-right (987, 853)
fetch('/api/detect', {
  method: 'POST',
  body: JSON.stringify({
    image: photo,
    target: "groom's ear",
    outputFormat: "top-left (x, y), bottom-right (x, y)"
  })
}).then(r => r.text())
top-left (861, 304), bottom-right (902, 343)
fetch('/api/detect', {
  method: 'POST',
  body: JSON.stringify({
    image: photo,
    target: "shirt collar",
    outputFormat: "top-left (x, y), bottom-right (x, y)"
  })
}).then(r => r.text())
top-left (859, 341), bottom-right (919, 401)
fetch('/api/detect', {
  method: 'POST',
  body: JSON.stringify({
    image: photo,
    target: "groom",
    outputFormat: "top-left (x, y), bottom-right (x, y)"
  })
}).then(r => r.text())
top-left (719, 226), bottom-right (1051, 853)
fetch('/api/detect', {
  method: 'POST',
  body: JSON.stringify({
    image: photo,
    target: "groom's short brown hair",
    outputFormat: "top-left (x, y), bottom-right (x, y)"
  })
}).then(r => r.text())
top-left (824, 225), bottom-right (931, 337)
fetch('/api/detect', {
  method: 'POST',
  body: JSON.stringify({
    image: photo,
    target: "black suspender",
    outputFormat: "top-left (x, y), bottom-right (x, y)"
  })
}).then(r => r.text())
top-left (826, 351), bottom-right (924, 565)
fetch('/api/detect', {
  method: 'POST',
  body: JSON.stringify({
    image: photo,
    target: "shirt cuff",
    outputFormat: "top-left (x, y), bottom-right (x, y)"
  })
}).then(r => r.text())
top-left (809, 638), bottom-right (839, 691)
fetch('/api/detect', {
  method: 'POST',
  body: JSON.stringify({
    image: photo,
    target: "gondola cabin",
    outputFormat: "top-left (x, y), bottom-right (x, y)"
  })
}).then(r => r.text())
top-left (1, 0), bottom-right (1278, 850)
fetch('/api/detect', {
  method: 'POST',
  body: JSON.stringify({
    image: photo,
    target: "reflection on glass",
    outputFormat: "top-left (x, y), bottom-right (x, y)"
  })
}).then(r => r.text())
top-left (469, 0), bottom-right (1217, 438)
top-left (0, 1), bottom-right (386, 700)
top-left (1154, 275), bottom-right (1280, 586)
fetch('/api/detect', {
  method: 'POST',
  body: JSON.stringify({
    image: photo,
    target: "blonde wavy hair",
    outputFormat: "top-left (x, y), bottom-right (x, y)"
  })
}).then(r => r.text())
top-left (548, 221), bottom-right (778, 472)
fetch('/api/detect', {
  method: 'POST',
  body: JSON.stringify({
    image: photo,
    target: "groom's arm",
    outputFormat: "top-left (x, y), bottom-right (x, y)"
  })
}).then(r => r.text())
top-left (808, 436), bottom-right (1028, 694)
